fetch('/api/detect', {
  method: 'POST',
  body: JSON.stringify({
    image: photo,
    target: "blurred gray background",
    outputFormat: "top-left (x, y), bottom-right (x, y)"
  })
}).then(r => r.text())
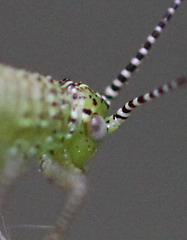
top-left (0, 0), bottom-right (186, 240)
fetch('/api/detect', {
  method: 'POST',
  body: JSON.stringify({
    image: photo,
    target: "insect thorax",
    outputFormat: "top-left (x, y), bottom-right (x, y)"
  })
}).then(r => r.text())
top-left (0, 65), bottom-right (108, 169)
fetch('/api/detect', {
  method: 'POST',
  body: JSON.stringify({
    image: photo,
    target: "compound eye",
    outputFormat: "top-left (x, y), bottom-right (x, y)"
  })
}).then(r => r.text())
top-left (89, 115), bottom-right (107, 141)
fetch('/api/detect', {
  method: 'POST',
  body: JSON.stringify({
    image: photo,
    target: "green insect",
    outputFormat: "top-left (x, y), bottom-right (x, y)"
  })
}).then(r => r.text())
top-left (0, 0), bottom-right (186, 240)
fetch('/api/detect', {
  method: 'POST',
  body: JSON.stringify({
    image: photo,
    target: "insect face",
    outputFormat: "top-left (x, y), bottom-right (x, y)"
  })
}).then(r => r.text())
top-left (57, 79), bottom-right (108, 168)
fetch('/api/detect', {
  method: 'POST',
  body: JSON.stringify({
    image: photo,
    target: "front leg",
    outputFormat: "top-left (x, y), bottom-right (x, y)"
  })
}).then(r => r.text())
top-left (0, 149), bottom-right (26, 240)
top-left (41, 156), bottom-right (87, 240)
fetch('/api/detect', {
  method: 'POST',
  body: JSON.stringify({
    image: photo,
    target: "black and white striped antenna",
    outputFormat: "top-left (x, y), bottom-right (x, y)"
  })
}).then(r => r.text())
top-left (106, 77), bottom-right (186, 132)
top-left (102, 0), bottom-right (183, 104)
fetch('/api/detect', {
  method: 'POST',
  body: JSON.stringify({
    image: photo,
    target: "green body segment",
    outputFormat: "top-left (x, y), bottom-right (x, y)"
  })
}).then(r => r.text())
top-left (0, 64), bottom-right (108, 169)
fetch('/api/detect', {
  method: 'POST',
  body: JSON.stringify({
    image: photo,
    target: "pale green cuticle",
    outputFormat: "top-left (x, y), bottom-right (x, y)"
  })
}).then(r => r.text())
top-left (0, 64), bottom-right (108, 170)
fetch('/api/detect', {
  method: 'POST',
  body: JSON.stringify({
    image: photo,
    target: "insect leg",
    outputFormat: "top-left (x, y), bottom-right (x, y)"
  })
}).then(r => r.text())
top-left (0, 149), bottom-right (26, 240)
top-left (0, 150), bottom-right (25, 207)
top-left (41, 156), bottom-right (87, 240)
top-left (0, 230), bottom-right (7, 240)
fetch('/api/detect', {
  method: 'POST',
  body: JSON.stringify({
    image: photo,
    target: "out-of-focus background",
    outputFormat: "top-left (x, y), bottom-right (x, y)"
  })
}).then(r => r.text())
top-left (0, 1), bottom-right (186, 240)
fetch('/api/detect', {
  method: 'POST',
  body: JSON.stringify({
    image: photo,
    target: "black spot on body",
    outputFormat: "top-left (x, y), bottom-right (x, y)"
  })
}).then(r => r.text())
top-left (61, 99), bottom-right (66, 105)
top-left (69, 118), bottom-right (76, 123)
top-left (73, 93), bottom-right (78, 99)
top-left (79, 96), bottom-right (86, 99)
top-left (83, 109), bottom-right (92, 115)
top-left (93, 98), bottom-right (97, 105)
top-left (49, 79), bottom-right (53, 83)
top-left (52, 102), bottom-right (57, 106)
top-left (49, 150), bottom-right (54, 155)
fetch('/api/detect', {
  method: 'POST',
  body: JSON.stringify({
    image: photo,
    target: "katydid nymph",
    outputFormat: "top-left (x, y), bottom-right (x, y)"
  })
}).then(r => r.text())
top-left (0, 0), bottom-right (186, 240)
